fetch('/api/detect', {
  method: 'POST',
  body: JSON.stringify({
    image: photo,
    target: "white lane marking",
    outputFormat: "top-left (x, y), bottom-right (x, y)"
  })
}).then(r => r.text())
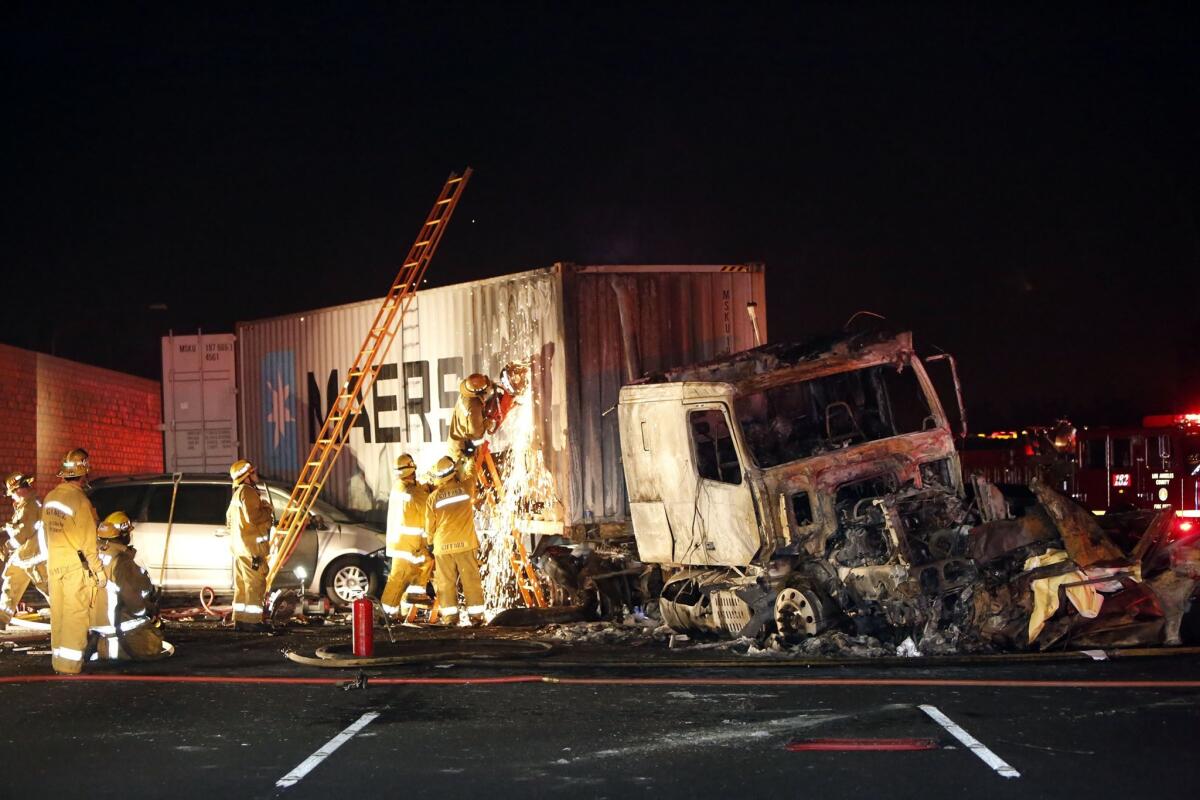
top-left (919, 704), bottom-right (1020, 779)
top-left (276, 711), bottom-right (381, 789)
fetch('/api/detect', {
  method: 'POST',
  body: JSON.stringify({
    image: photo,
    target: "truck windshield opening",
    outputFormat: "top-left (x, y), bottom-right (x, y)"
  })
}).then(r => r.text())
top-left (735, 363), bottom-right (934, 468)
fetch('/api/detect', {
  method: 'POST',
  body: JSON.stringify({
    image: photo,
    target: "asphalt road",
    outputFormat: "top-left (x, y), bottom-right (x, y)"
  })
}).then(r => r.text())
top-left (2, 625), bottom-right (1198, 799)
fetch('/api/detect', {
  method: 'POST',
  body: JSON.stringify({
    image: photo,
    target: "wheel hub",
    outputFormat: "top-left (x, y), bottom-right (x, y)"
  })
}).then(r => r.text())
top-left (774, 586), bottom-right (821, 641)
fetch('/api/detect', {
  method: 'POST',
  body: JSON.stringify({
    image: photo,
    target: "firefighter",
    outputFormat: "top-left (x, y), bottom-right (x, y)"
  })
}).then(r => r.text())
top-left (42, 448), bottom-right (105, 674)
top-left (226, 459), bottom-right (273, 632)
top-left (426, 455), bottom-right (486, 625)
top-left (448, 373), bottom-right (493, 465)
top-left (0, 472), bottom-right (50, 628)
top-left (89, 511), bottom-right (174, 661)
top-left (380, 454), bottom-right (433, 619)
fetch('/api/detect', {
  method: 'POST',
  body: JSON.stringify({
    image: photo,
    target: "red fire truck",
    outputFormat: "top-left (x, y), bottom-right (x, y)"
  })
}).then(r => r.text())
top-left (1072, 413), bottom-right (1199, 517)
top-left (960, 413), bottom-right (1200, 534)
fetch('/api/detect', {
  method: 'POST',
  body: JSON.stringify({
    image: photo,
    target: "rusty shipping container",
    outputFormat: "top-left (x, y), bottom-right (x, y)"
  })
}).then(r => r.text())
top-left (236, 263), bottom-right (766, 535)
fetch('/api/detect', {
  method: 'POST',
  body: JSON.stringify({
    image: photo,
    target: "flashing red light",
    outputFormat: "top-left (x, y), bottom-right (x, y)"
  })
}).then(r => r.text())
top-left (1179, 521), bottom-right (1195, 534)
top-left (1143, 412), bottom-right (1200, 428)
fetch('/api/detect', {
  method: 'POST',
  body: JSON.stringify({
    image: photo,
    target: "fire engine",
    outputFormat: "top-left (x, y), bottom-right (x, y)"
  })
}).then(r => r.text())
top-left (1073, 413), bottom-right (1199, 515)
top-left (960, 413), bottom-right (1200, 536)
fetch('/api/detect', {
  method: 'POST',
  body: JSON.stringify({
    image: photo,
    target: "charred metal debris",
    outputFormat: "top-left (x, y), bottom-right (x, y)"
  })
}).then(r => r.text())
top-left (534, 329), bottom-right (1200, 656)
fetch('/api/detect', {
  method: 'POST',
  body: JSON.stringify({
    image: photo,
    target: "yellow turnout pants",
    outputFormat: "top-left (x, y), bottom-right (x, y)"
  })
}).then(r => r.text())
top-left (0, 561), bottom-right (49, 624)
top-left (381, 559), bottom-right (427, 616)
top-left (433, 549), bottom-right (484, 618)
top-left (233, 556), bottom-right (267, 623)
top-left (49, 565), bottom-right (96, 674)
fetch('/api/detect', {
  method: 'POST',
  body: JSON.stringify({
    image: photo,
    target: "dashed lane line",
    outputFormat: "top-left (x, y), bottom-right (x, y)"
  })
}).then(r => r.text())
top-left (276, 711), bottom-right (381, 789)
top-left (920, 704), bottom-right (1020, 779)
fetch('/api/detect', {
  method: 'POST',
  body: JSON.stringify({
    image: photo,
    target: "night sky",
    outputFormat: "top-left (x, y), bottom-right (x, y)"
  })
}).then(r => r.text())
top-left (4, 3), bottom-right (1197, 429)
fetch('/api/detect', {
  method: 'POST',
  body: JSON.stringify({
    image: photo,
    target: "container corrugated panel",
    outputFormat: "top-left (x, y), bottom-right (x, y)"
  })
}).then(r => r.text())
top-left (236, 263), bottom-right (764, 529)
top-left (562, 266), bottom-right (766, 524)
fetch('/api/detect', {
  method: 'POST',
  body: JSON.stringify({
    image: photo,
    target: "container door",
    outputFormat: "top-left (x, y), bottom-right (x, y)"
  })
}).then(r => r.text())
top-left (143, 483), bottom-right (235, 590)
top-left (672, 405), bottom-right (759, 565)
top-left (161, 333), bottom-right (238, 473)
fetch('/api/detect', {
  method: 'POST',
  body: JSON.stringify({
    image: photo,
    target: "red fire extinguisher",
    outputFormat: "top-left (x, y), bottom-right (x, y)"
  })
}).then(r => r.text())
top-left (352, 597), bottom-right (374, 657)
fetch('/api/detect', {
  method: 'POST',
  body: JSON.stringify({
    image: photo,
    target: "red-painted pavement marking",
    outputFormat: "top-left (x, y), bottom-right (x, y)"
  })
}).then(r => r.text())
top-left (787, 737), bottom-right (939, 751)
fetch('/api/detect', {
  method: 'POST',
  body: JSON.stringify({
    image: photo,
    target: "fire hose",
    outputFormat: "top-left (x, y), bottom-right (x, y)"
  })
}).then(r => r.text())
top-left (158, 587), bottom-right (230, 622)
top-left (284, 638), bottom-right (556, 667)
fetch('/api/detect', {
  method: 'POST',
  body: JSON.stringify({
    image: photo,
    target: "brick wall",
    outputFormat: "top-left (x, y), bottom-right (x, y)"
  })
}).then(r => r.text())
top-left (0, 343), bottom-right (163, 516)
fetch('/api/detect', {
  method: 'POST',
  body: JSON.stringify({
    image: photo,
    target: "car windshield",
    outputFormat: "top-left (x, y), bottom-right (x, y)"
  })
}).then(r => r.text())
top-left (734, 362), bottom-right (935, 468)
top-left (264, 488), bottom-right (354, 524)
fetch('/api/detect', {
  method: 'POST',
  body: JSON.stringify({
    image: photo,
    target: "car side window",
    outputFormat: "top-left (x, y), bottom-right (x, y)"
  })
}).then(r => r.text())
top-left (145, 484), bottom-right (231, 525)
top-left (689, 408), bottom-right (742, 484)
top-left (89, 485), bottom-right (149, 521)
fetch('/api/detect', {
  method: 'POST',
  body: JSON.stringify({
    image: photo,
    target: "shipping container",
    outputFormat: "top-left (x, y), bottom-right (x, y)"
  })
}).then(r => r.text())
top-left (160, 333), bottom-right (238, 473)
top-left (232, 263), bottom-right (767, 535)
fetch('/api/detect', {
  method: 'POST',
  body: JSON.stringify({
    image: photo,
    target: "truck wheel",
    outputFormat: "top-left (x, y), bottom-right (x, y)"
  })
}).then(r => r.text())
top-left (322, 556), bottom-right (380, 608)
top-left (773, 583), bottom-right (833, 644)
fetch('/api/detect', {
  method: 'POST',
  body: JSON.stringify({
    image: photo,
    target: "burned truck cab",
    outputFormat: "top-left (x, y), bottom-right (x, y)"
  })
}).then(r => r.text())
top-left (618, 330), bottom-right (974, 640)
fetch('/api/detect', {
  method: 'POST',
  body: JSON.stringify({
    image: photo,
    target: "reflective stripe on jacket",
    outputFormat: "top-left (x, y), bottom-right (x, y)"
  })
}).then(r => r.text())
top-left (449, 395), bottom-right (486, 447)
top-left (42, 482), bottom-right (101, 576)
top-left (426, 476), bottom-right (477, 555)
top-left (226, 484), bottom-right (272, 559)
top-left (386, 479), bottom-right (431, 558)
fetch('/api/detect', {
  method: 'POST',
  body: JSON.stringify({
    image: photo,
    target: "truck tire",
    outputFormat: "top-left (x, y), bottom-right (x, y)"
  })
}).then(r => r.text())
top-left (772, 580), bottom-right (837, 644)
top-left (322, 555), bottom-right (380, 608)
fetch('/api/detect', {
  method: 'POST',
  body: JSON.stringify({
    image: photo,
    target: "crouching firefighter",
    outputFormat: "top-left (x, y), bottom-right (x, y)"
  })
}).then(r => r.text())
top-left (88, 512), bottom-right (174, 661)
top-left (226, 460), bottom-right (273, 632)
top-left (380, 454), bottom-right (433, 620)
top-left (427, 456), bottom-right (486, 625)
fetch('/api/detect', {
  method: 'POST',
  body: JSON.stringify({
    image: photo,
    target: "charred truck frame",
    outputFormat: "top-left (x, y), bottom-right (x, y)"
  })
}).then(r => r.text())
top-left (618, 330), bottom-right (980, 642)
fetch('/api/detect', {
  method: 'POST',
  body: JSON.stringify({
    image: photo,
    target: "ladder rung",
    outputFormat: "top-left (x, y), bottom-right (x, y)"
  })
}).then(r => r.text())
top-left (404, 261), bottom-right (419, 267)
top-left (415, 240), bottom-right (431, 246)
top-left (447, 177), bottom-right (462, 184)
top-left (426, 219), bottom-right (441, 225)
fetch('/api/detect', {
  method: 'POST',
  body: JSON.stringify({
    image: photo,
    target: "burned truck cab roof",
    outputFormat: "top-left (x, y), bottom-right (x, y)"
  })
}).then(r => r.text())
top-left (618, 330), bottom-right (963, 567)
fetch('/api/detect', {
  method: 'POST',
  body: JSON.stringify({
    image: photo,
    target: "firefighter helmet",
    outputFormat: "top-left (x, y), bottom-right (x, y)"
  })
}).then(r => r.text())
top-left (460, 373), bottom-right (493, 399)
top-left (433, 455), bottom-right (457, 480)
top-left (4, 472), bottom-right (34, 496)
top-left (97, 510), bottom-right (135, 540)
top-left (499, 362), bottom-right (527, 396)
top-left (393, 453), bottom-right (417, 477)
top-left (229, 459), bottom-right (255, 484)
top-left (57, 448), bottom-right (91, 478)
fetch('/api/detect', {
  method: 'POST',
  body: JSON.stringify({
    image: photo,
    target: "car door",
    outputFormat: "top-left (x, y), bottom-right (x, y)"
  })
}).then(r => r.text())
top-left (143, 482), bottom-right (235, 590)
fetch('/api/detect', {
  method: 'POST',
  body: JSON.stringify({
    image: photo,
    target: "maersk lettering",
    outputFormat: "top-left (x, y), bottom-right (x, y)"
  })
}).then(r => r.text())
top-left (372, 363), bottom-right (402, 444)
top-left (437, 356), bottom-right (463, 441)
top-left (307, 369), bottom-right (373, 443)
top-left (404, 360), bottom-right (432, 442)
top-left (306, 359), bottom-right (457, 445)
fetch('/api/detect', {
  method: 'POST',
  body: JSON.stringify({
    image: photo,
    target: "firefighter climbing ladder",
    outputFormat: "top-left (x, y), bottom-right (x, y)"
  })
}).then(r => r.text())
top-left (264, 168), bottom-right (472, 591)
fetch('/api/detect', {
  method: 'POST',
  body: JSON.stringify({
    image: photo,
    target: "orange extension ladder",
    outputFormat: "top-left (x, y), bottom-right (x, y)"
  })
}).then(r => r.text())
top-left (265, 169), bottom-right (472, 591)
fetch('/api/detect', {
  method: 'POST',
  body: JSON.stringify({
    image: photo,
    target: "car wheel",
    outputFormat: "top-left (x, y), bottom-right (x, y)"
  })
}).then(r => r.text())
top-left (322, 556), bottom-right (380, 608)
